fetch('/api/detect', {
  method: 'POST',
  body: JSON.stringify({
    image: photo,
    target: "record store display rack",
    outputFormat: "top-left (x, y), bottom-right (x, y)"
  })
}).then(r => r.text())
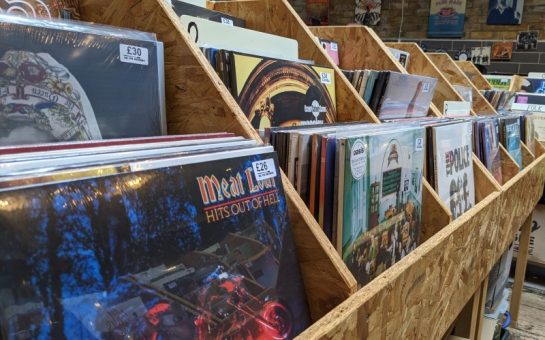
top-left (0, 0), bottom-right (544, 338)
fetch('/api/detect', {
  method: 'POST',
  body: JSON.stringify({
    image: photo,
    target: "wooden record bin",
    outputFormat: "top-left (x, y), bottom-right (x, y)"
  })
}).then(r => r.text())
top-left (74, 0), bottom-right (545, 338)
top-left (296, 26), bottom-right (545, 339)
top-left (77, 0), bottom-right (361, 323)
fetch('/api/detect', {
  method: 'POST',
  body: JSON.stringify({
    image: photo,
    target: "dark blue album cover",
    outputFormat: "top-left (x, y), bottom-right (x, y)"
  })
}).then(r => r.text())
top-left (0, 14), bottom-right (165, 146)
top-left (0, 152), bottom-right (310, 339)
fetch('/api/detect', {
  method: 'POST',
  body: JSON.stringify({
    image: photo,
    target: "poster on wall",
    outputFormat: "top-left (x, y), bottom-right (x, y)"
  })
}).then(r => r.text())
top-left (471, 46), bottom-right (491, 65)
top-left (306, 0), bottom-right (329, 25)
top-left (517, 30), bottom-right (538, 50)
top-left (427, 0), bottom-right (467, 38)
top-left (486, 0), bottom-right (523, 25)
top-left (354, 0), bottom-right (381, 26)
top-left (491, 41), bottom-right (514, 60)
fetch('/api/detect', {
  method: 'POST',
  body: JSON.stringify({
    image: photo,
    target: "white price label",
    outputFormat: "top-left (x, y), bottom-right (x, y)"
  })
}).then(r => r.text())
top-left (220, 17), bottom-right (234, 26)
top-left (443, 101), bottom-right (471, 117)
top-left (252, 159), bottom-right (277, 181)
top-left (320, 72), bottom-right (332, 84)
top-left (422, 82), bottom-right (431, 93)
top-left (415, 138), bottom-right (424, 151)
top-left (330, 42), bottom-right (338, 51)
top-left (120, 44), bottom-right (149, 65)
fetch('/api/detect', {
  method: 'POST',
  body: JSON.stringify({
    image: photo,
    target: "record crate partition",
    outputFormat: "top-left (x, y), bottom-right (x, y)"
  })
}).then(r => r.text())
top-left (449, 63), bottom-right (542, 328)
top-left (455, 61), bottom-right (493, 91)
top-left (303, 26), bottom-right (545, 339)
top-left (74, 0), bottom-right (545, 338)
top-left (393, 46), bottom-right (545, 333)
top-left (78, 0), bottom-right (453, 325)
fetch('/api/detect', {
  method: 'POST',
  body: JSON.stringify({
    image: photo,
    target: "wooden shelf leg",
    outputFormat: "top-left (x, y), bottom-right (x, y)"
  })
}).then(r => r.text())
top-left (510, 213), bottom-right (533, 328)
top-left (474, 277), bottom-right (489, 340)
top-left (452, 276), bottom-right (488, 340)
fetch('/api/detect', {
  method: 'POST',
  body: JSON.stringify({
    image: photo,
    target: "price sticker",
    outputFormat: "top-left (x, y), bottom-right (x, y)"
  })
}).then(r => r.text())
top-left (320, 72), bottom-right (332, 84)
top-left (221, 17), bottom-right (234, 26)
top-left (252, 159), bottom-right (277, 180)
top-left (330, 42), bottom-right (338, 51)
top-left (120, 44), bottom-right (149, 65)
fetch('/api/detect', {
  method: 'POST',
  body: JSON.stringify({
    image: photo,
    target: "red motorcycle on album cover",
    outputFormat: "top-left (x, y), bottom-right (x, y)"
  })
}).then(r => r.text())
top-left (143, 267), bottom-right (293, 340)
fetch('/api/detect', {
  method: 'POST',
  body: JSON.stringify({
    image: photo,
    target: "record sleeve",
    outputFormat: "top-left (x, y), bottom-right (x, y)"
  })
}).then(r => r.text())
top-left (500, 116), bottom-right (522, 168)
top-left (230, 52), bottom-right (336, 131)
top-left (180, 15), bottom-right (298, 61)
top-left (480, 119), bottom-right (503, 184)
top-left (0, 147), bottom-right (311, 339)
top-left (0, 0), bottom-right (80, 19)
top-left (431, 122), bottom-right (475, 219)
top-left (0, 14), bottom-right (166, 145)
top-left (319, 39), bottom-right (339, 66)
top-left (378, 73), bottom-right (437, 120)
top-left (172, 0), bottom-right (245, 27)
top-left (341, 127), bottom-right (424, 286)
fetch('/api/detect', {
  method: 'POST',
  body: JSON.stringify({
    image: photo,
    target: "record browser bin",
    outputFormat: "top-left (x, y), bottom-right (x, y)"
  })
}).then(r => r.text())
top-left (77, 0), bottom-right (545, 339)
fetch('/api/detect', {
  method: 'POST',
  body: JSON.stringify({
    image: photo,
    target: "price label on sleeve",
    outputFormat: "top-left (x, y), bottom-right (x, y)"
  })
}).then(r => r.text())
top-left (252, 159), bottom-right (277, 180)
top-left (220, 17), bottom-right (234, 26)
top-left (120, 44), bottom-right (149, 65)
top-left (330, 42), bottom-right (338, 51)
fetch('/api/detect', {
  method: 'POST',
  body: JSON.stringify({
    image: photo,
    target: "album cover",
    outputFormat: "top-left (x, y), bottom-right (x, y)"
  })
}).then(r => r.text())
top-left (0, 0), bottom-right (80, 19)
top-left (487, 0), bottom-right (523, 25)
top-left (172, 0), bottom-right (245, 27)
top-left (355, 0), bottom-right (381, 26)
top-left (485, 75), bottom-right (512, 90)
top-left (388, 47), bottom-right (410, 68)
top-left (338, 136), bottom-right (370, 284)
top-left (521, 78), bottom-right (545, 94)
top-left (431, 122), bottom-right (475, 219)
top-left (319, 39), bottom-right (340, 66)
top-left (378, 73), bottom-right (437, 120)
top-left (480, 119), bottom-right (503, 184)
top-left (500, 116), bottom-right (522, 168)
top-left (347, 127), bottom-right (425, 285)
top-left (529, 112), bottom-right (545, 142)
top-left (491, 41), bottom-right (513, 60)
top-left (0, 147), bottom-right (311, 339)
top-left (180, 15), bottom-right (298, 61)
top-left (470, 46), bottom-right (491, 65)
top-left (230, 52), bottom-right (336, 131)
top-left (0, 14), bottom-right (165, 146)
top-left (517, 30), bottom-right (538, 50)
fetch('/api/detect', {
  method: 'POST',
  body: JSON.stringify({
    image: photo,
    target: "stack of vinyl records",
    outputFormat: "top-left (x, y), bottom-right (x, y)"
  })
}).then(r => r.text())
top-left (0, 14), bottom-right (166, 146)
top-left (173, 1), bottom-right (337, 133)
top-left (473, 117), bottom-right (504, 184)
top-left (481, 89), bottom-right (516, 111)
top-left (423, 119), bottom-right (476, 220)
top-left (267, 122), bottom-right (426, 286)
top-left (342, 70), bottom-right (438, 120)
top-left (0, 134), bottom-right (312, 339)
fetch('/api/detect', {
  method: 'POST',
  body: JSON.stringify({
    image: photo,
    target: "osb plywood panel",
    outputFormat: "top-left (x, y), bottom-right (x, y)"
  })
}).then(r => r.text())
top-left (456, 61), bottom-right (493, 91)
top-left (387, 43), bottom-right (472, 116)
top-left (297, 191), bottom-right (504, 339)
top-left (79, 0), bottom-right (357, 321)
top-left (427, 53), bottom-right (497, 116)
top-left (211, 0), bottom-right (380, 124)
top-left (310, 26), bottom-right (405, 73)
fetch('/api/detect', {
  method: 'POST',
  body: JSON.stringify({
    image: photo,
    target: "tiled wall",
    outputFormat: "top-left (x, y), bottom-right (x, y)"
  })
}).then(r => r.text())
top-left (383, 38), bottom-right (545, 75)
